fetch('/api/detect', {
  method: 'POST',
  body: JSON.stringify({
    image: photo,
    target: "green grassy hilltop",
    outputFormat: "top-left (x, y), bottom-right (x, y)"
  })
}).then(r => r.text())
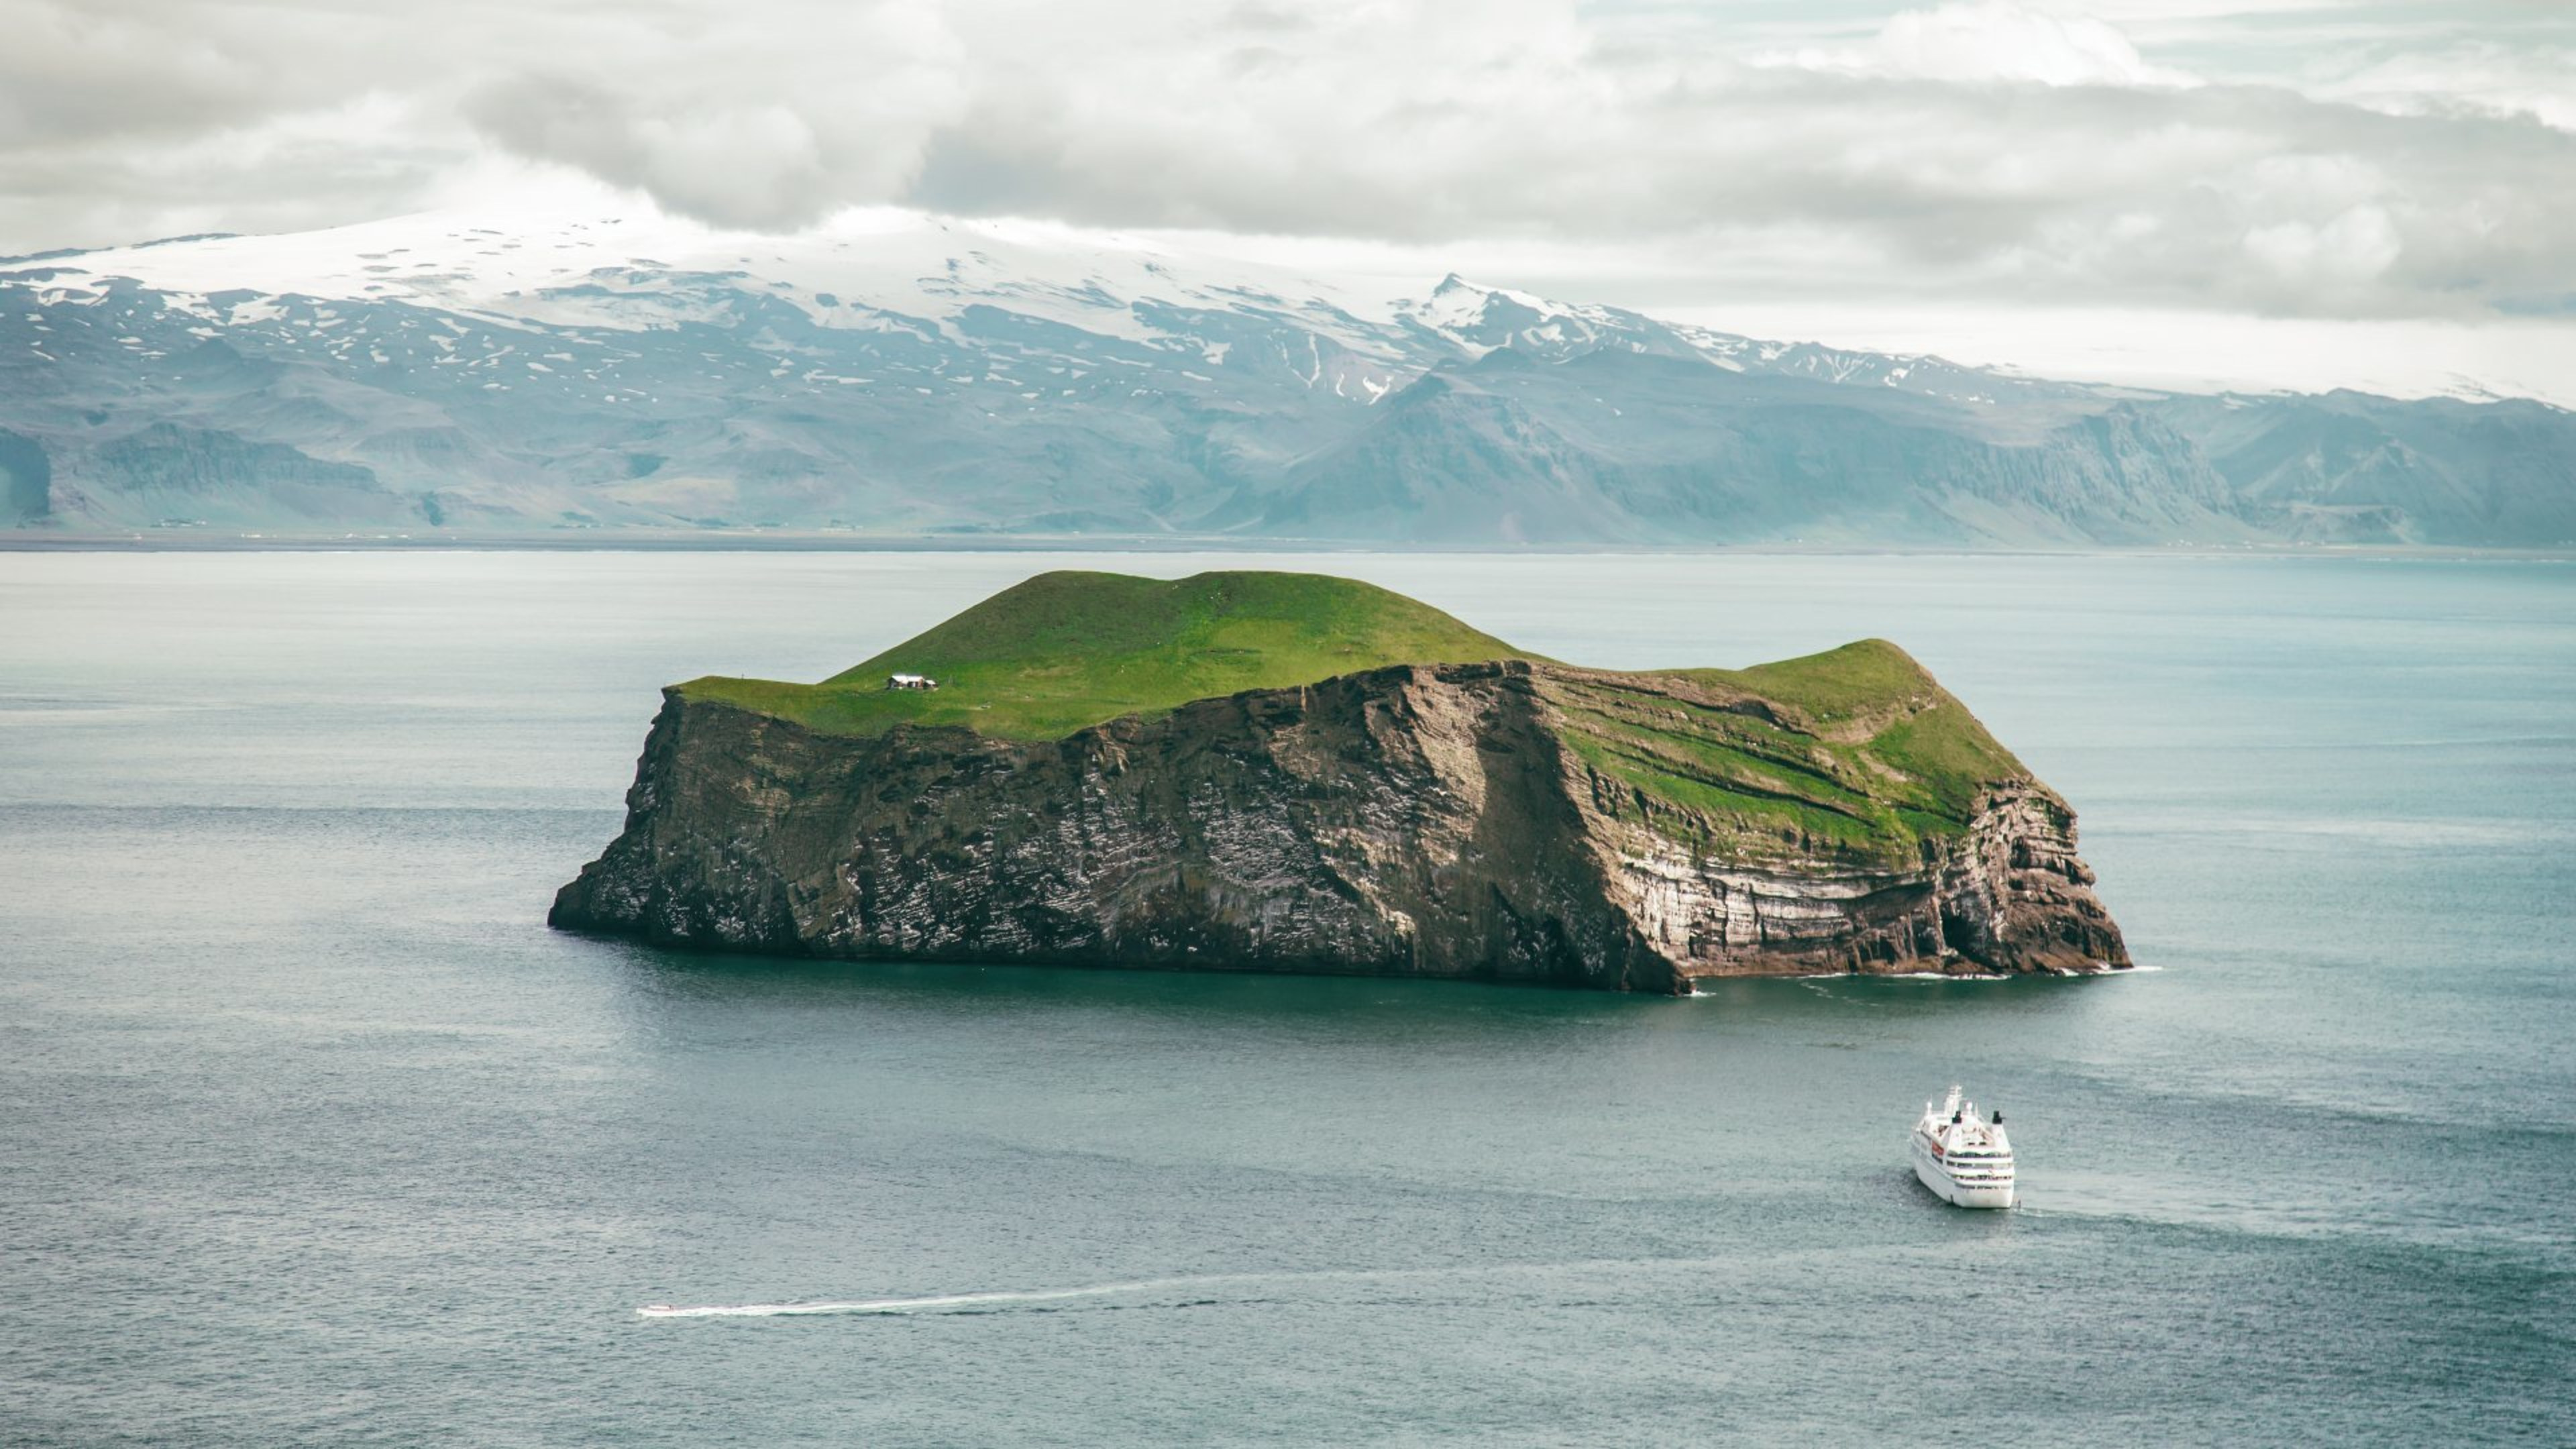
top-left (681, 570), bottom-right (1527, 741)
top-left (680, 570), bottom-right (2032, 866)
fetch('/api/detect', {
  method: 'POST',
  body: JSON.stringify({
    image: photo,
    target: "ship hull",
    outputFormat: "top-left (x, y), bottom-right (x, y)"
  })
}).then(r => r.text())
top-left (1910, 1133), bottom-right (2015, 1208)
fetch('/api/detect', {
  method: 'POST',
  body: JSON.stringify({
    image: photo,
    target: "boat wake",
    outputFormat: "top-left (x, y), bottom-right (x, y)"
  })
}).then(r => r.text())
top-left (635, 1256), bottom-right (1729, 1321)
top-left (638, 1274), bottom-right (1266, 1319)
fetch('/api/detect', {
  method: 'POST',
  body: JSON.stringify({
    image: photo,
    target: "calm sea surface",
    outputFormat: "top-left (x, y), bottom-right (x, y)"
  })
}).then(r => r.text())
top-left (3, 550), bottom-right (2571, 1446)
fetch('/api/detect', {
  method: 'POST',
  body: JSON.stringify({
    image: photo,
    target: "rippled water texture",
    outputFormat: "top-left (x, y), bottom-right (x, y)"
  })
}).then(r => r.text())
top-left (4, 550), bottom-right (2571, 1445)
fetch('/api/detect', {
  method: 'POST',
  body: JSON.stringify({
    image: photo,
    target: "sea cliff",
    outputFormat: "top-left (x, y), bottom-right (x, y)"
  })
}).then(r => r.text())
top-left (553, 580), bottom-right (2126, 991)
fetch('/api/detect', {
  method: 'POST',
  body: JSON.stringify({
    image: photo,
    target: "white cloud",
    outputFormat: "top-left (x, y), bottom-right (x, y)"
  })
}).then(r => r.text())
top-left (1767, 1), bottom-right (2200, 88)
top-left (1658, 294), bottom-right (2576, 406)
top-left (462, 1), bottom-right (969, 231)
top-left (2245, 205), bottom-right (2403, 286)
top-left (2306, 40), bottom-right (2576, 133)
top-left (1, 0), bottom-right (2570, 337)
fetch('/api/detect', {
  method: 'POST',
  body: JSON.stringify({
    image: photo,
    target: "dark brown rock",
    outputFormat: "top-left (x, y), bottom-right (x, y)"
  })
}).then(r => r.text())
top-left (551, 661), bottom-right (2129, 991)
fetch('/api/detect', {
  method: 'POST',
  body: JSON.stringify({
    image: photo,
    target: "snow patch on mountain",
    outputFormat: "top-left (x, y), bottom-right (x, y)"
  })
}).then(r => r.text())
top-left (11, 205), bottom-right (2559, 547)
top-left (9, 206), bottom-right (2088, 415)
top-left (23, 208), bottom-right (1426, 362)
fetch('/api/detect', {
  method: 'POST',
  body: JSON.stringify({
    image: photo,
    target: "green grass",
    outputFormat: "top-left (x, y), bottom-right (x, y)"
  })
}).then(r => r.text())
top-left (678, 572), bottom-right (2035, 865)
top-left (1674, 639), bottom-right (1968, 725)
top-left (1550, 641), bottom-right (2031, 865)
top-left (679, 570), bottom-right (1528, 741)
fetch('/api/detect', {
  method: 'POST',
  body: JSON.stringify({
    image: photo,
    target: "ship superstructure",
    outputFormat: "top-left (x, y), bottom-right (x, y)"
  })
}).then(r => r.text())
top-left (1911, 1086), bottom-right (2015, 1208)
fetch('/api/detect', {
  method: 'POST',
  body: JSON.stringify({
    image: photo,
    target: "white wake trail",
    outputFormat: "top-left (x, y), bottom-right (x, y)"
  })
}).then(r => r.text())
top-left (637, 1275), bottom-right (1259, 1319)
top-left (637, 1256), bottom-right (1742, 1321)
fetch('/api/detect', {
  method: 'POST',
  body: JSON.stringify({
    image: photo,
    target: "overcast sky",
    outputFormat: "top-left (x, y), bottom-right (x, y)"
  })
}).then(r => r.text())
top-left (5, 0), bottom-right (2570, 397)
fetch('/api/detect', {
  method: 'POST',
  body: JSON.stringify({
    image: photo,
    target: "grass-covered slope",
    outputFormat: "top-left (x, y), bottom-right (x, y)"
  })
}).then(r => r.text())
top-left (1553, 640), bottom-right (2031, 867)
top-left (680, 570), bottom-right (1528, 741)
top-left (677, 570), bottom-right (2039, 869)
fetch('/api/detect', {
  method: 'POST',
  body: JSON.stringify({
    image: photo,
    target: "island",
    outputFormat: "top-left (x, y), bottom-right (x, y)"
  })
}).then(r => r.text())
top-left (551, 570), bottom-right (2128, 992)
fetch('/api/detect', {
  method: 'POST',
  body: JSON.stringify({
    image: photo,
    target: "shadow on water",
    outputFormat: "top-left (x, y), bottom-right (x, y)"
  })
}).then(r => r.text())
top-left (582, 930), bottom-right (2137, 1045)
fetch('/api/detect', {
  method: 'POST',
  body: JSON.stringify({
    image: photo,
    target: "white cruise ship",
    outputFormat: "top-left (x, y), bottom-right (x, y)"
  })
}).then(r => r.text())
top-left (1911, 1086), bottom-right (2015, 1208)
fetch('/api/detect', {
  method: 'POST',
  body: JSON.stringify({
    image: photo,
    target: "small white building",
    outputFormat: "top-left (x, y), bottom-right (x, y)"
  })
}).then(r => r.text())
top-left (885, 673), bottom-right (938, 691)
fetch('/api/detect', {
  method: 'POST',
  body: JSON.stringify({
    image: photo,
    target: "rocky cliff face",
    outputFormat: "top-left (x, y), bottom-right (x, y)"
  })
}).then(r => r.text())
top-left (551, 659), bottom-right (2127, 991)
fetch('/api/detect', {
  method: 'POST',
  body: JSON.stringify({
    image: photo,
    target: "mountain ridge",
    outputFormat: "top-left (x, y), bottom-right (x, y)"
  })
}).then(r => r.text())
top-left (4, 209), bottom-right (2568, 547)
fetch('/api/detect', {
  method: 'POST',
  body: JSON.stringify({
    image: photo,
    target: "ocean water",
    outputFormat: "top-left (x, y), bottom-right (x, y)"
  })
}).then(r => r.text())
top-left (2, 549), bottom-right (2570, 1446)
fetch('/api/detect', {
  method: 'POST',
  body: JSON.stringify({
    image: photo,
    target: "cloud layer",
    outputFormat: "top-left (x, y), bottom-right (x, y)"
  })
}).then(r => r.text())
top-left (4, 0), bottom-right (2572, 324)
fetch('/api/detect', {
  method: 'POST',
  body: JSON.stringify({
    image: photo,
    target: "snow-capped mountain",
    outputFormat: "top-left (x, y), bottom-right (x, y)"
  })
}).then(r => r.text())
top-left (2, 209), bottom-right (2568, 545)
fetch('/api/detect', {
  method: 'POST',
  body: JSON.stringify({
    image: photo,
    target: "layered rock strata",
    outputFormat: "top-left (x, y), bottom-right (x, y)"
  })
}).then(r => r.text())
top-left (552, 659), bottom-right (2127, 992)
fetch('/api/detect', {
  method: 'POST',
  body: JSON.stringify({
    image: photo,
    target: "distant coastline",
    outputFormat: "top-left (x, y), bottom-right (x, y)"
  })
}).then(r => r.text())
top-left (11, 217), bottom-right (2571, 552)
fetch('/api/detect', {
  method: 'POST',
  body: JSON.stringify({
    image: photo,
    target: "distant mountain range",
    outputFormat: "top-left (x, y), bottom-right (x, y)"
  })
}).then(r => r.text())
top-left (3, 210), bottom-right (2569, 547)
